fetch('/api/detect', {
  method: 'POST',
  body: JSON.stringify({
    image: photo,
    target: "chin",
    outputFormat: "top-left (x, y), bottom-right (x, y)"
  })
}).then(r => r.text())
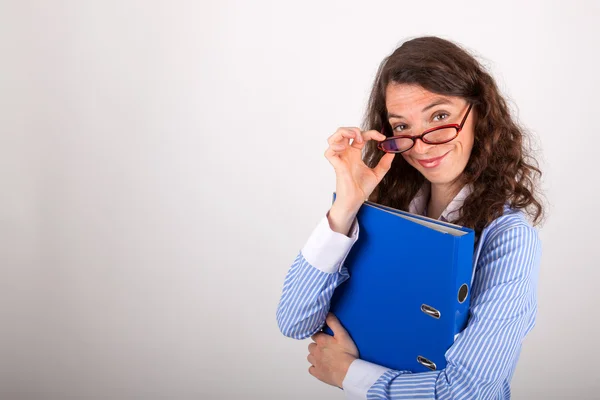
top-left (425, 174), bottom-right (456, 185)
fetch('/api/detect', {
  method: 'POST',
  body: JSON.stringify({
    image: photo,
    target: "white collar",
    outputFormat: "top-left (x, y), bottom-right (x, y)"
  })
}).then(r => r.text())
top-left (408, 181), bottom-right (474, 223)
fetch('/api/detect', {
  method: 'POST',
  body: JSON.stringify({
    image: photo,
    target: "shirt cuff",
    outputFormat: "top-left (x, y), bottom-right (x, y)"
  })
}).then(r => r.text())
top-left (300, 210), bottom-right (359, 274)
top-left (342, 359), bottom-right (390, 400)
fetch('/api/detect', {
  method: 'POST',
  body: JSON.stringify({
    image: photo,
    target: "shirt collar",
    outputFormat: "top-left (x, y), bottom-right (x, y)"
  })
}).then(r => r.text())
top-left (408, 181), bottom-right (474, 223)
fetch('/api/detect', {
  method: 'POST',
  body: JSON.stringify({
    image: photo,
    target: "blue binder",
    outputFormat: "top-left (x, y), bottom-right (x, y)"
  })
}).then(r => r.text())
top-left (322, 192), bottom-right (475, 373)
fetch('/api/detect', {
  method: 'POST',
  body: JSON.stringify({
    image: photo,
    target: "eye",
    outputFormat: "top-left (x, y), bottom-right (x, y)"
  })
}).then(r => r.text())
top-left (433, 112), bottom-right (449, 122)
top-left (393, 124), bottom-right (408, 132)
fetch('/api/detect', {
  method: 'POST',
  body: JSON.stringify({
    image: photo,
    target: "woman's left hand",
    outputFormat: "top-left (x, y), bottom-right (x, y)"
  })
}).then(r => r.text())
top-left (307, 312), bottom-right (359, 388)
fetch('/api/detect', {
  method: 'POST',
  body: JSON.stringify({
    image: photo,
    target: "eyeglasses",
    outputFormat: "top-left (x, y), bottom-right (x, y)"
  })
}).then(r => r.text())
top-left (377, 103), bottom-right (473, 154)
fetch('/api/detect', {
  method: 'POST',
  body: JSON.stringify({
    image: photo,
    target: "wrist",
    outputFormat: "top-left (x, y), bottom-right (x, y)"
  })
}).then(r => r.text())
top-left (328, 206), bottom-right (359, 237)
top-left (330, 201), bottom-right (361, 219)
top-left (337, 355), bottom-right (358, 389)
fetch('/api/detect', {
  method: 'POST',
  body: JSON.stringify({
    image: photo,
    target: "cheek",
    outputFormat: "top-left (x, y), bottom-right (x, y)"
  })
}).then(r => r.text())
top-left (462, 130), bottom-right (475, 150)
top-left (458, 136), bottom-right (475, 159)
top-left (401, 153), bottom-right (415, 166)
top-left (450, 143), bottom-right (467, 163)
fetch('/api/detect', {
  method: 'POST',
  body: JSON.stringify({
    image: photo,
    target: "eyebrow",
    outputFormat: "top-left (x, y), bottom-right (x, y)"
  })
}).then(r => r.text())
top-left (387, 98), bottom-right (454, 120)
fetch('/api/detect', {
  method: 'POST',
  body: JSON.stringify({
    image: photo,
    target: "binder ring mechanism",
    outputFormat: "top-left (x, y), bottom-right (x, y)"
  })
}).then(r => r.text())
top-left (417, 356), bottom-right (437, 371)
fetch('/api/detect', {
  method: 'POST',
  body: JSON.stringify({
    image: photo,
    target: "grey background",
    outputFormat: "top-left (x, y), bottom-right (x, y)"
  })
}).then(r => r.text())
top-left (1, 0), bottom-right (598, 399)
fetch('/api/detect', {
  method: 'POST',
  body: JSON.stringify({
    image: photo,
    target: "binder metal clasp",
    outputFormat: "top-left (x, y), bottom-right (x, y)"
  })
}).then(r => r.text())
top-left (417, 356), bottom-right (437, 371)
top-left (420, 304), bottom-right (441, 319)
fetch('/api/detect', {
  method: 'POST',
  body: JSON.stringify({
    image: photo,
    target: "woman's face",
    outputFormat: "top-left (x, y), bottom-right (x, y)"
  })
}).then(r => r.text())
top-left (385, 83), bottom-right (476, 187)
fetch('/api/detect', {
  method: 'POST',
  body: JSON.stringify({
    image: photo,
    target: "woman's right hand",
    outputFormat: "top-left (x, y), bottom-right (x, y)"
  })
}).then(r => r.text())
top-left (324, 127), bottom-right (396, 220)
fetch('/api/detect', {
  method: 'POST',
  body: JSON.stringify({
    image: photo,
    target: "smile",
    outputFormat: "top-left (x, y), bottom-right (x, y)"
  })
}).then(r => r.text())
top-left (416, 151), bottom-right (451, 169)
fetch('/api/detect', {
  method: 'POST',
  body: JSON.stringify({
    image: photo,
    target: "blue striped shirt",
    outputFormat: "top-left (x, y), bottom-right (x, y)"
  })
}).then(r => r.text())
top-left (276, 183), bottom-right (542, 399)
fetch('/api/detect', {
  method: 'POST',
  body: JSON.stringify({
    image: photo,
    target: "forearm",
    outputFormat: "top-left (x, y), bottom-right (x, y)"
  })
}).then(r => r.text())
top-left (276, 252), bottom-right (349, 339)
top-left (276, 211), bottom-right (359, 339)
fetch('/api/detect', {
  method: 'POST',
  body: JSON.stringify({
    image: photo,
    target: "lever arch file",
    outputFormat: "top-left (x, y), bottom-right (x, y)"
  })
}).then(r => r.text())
top-left (322, 192), bottom-right (475, 372)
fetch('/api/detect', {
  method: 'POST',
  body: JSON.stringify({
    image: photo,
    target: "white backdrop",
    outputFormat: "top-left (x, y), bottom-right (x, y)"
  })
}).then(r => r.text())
top-left (1, 0), bottom-right (599, 399)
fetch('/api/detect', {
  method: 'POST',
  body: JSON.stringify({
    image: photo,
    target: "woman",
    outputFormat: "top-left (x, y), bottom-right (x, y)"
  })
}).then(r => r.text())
top-left (276, 36), bottom-right (544, 399)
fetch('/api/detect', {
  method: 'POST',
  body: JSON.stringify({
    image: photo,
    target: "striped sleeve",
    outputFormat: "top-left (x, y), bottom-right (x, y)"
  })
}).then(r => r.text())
top-left (344, 218), bottom-right (542, 400)
top-left (276, 211), bottom-right (359, 339)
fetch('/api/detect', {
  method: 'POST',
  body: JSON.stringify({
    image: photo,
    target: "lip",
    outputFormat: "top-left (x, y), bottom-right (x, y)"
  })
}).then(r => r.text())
top-left (416, 151), bottom-right (450, 168)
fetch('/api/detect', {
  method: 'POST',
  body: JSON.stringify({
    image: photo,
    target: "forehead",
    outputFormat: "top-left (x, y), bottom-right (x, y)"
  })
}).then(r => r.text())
top-left (385, 83), bottom-right (461, 111)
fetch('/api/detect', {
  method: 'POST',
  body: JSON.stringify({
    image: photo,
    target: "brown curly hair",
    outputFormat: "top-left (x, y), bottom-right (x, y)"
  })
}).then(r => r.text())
top-left (362, 36), bottom-right (545, 236)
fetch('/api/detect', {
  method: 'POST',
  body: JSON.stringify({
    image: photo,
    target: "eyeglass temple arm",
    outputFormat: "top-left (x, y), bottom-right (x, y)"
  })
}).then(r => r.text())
top-left (459, 103), bottom-right (473, 128)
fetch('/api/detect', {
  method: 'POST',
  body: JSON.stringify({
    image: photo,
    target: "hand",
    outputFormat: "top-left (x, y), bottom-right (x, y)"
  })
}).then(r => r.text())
top-left (307, 313), bottom-right (359, 388)
top-left (324, 127), bottom-right (395, 213)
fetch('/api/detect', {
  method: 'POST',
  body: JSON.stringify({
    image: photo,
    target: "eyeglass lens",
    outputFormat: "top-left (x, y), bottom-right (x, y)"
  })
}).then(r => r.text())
top-left (379, 127), bottom-right (457, 153)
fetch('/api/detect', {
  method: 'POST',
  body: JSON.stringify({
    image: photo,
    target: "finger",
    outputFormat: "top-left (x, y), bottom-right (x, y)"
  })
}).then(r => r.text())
top-left (324, 148), bottom-right (344, 170)
top-left (307, 353), bottom-right (316, 365)
top-left (372, 152), bottom-right (396, 181)
top-left (350, 130), bottom-right (387, 149)
top-left (308, 342), bottom-right (317, 353)
top-left (360, 130), bottom-right (387, 142)
top-left (328, 129), bottom-right (361, 146)
top-left (343, 127), bottom-right (364, 143)
top-left (329, 132), bottom-right (354, 146)
top-left (330, 143), bottom-right (346, 152)
top-left (311, 332), bottom-right (329, 345)
top-left (310, 332), bottom-right (323, 342)
top-left (308, 365), bottom-right (317, 377)
top-left (325, 313), bottom-right (349, 339)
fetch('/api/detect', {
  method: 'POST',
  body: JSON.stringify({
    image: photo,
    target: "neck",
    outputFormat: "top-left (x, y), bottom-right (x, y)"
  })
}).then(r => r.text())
top-left (427, 180), bottom-right (463, 220)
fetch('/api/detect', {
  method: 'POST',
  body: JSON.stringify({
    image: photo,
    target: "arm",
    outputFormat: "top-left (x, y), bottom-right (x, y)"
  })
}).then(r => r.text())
top-left (342, 221), bottom-right (542, 400)
top-left (276, 210), bottom-right (359, 339)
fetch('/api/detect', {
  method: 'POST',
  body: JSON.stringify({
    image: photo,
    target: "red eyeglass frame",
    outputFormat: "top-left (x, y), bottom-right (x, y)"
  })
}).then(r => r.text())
top-left (377, 103), bottom-right (473, 153)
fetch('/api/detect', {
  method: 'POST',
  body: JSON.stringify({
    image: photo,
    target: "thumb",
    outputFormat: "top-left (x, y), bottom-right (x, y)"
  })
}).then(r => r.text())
top-left (326, 312), bottom-right (349, 340)
top-left (372, 152), bottom-right (396, 181)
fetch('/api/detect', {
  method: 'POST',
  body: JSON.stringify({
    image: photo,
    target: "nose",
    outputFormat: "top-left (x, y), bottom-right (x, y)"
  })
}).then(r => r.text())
top-left (411, 138), bottom-right (433, 154)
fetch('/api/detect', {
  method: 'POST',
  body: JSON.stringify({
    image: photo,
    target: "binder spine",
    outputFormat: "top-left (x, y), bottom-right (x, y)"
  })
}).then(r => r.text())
top-left (453, 231), bottom-right (475, 335)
